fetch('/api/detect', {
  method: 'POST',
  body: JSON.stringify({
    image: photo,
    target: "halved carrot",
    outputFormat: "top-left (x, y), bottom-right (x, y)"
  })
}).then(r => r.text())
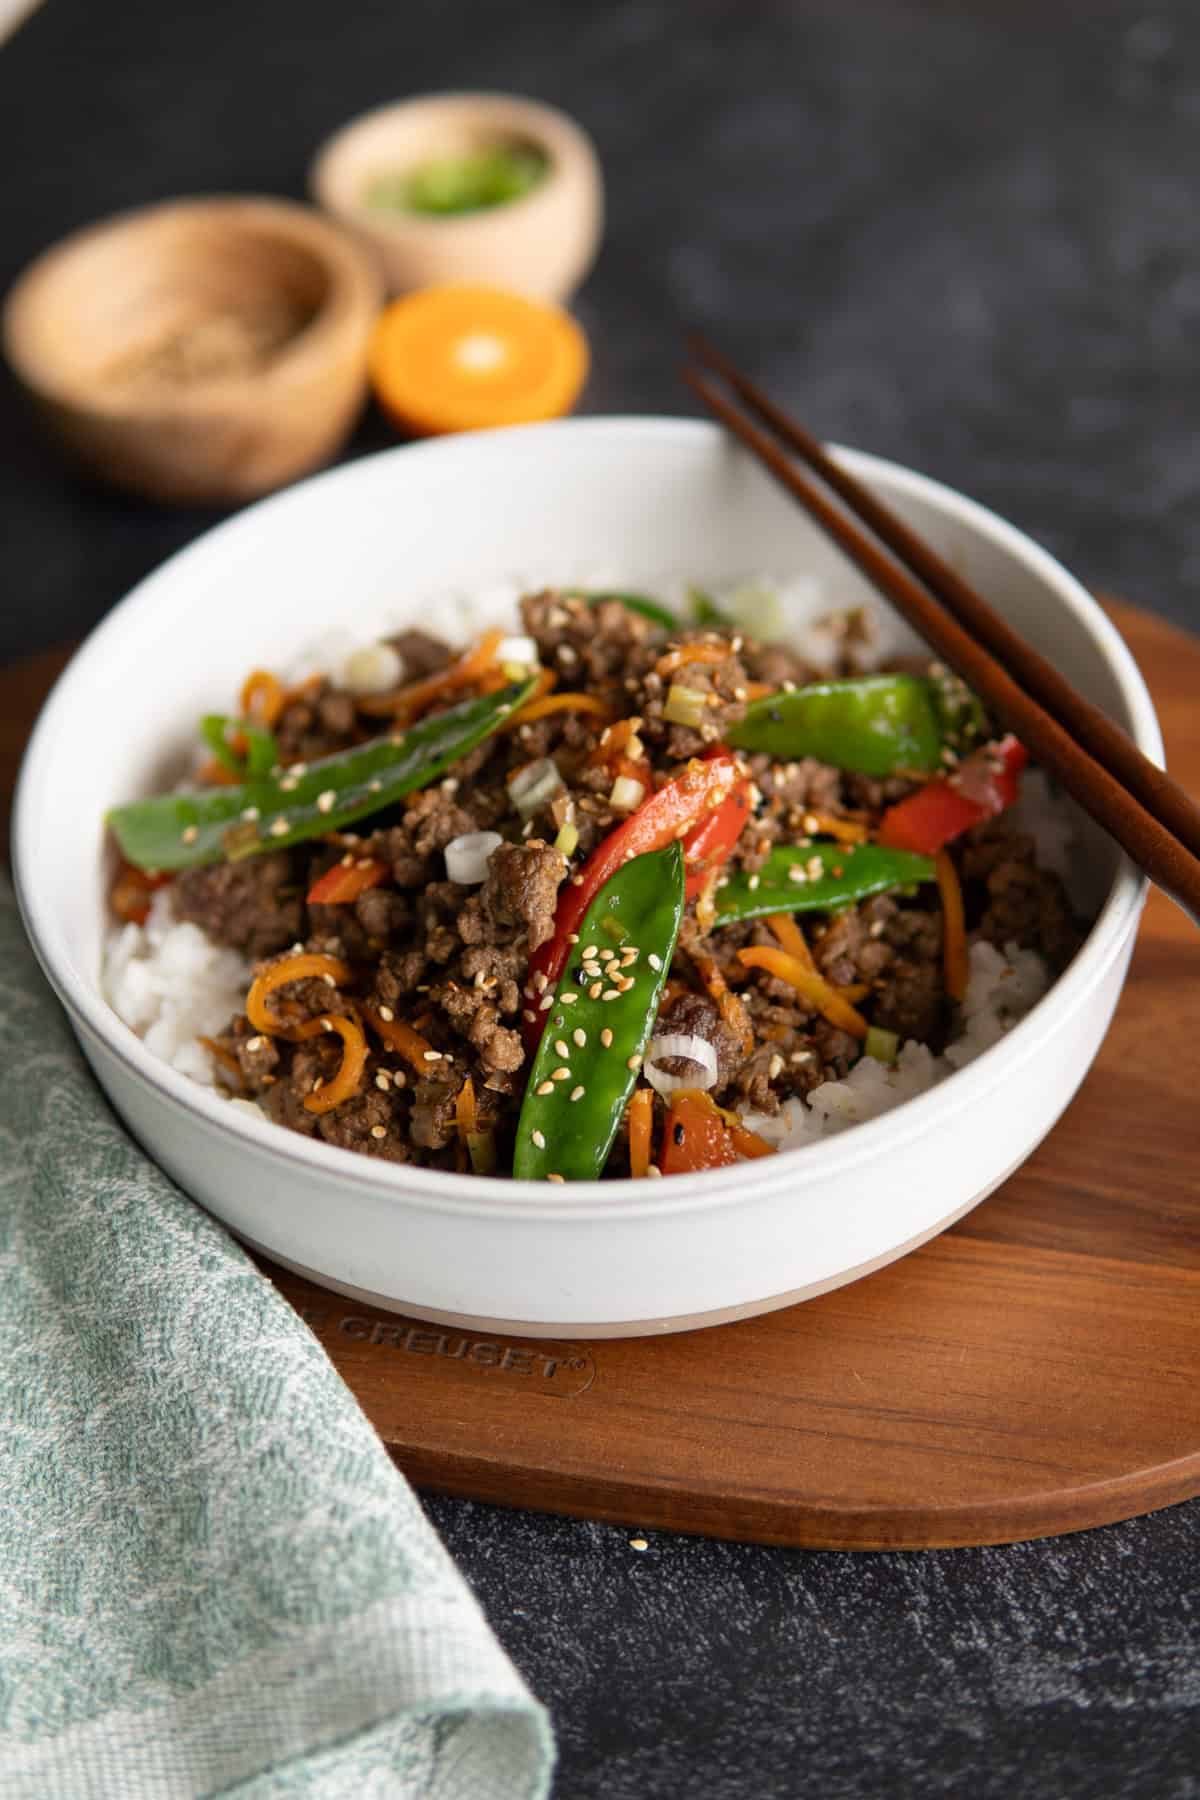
top-left (369, 284), bottom-right (590, 437)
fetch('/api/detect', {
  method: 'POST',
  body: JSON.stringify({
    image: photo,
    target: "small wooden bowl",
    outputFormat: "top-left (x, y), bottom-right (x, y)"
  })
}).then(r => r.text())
top-left (2, 197), bottom-right (383, 505)
top-left (309, 92), bottom-right (603, 303)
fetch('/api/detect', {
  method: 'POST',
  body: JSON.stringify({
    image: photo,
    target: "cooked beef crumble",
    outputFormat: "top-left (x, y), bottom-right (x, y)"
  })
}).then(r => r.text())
top-left (143, 591), bottom-right (1083, 1173)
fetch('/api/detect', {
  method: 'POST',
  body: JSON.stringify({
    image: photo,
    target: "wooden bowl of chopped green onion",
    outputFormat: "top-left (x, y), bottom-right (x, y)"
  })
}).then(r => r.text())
top-left (309, 92), bottom-right (603, 303)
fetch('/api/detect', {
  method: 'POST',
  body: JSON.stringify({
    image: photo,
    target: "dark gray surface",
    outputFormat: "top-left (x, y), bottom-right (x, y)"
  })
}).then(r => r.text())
top-left (3, 0), bottom-right (1199, 1793)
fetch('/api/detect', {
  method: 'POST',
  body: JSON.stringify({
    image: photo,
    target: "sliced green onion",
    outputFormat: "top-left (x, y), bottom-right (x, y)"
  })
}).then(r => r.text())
top-left (466, 1130), bottom-right (497, 1174)
top-left (729, 583), bottom-right (785, 642)
top-left (609, 774), bottom-right (646, 813)
top-left (508, 757), bottom-right (564, 819)
top-left (663, 684), bottom-right (708, 729)
top-left (554, 820), bottom-right (579, 857)
top-left (864, 1026), bottom-right (900, 1064)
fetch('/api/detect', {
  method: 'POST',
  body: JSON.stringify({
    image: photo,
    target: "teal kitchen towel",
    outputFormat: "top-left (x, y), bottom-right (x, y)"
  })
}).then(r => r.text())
top-left (0, 882), bottom-right (554, 1799)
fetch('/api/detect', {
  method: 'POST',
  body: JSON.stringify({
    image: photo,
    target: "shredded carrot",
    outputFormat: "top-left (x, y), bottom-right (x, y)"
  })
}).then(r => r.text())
top-left (802, 811), bottom-right (870, 845)
top-left (726, 1119), bottom-right (777, 1160)
top-left (303, 1015), bottom-right (369, 1115)
top-left (246, 953), bottom-right (353, 1039)
top-left (240, 668), bottom-right (287, 729)
top-left (357, 627), bottom-right (506, 721)
top-left (504, 689), bottom-right (615, 730)
top-left (198, 757), bottom-right (240, 787)
top-left (840, 983), bottom-right (870, 1004)
top-left (766, 912), bottom-right (816, 972)
top-left (497, 667), bottom-right (556, 725)
top-left (198, 1036), bottom-right (243, 1085)
top-left (736, 946), bottom-right (869, 1040)
top-left (655, 642), bottom-right (728, 678)
top-left (455, 1075), bottom-right (477, 1142)
top-left (362, 1004), bottom-right (438, 1071)
top-left (628, 1086), bottom-right (655, 1178)
top-left (742, 681), bottom-right (775, 701)
top-left (936, 849), bottom-right (969, 1002)
top-left (689, 948), bottom-right (755, 1057)
top-left (306, 858), bottom-right (389, 907)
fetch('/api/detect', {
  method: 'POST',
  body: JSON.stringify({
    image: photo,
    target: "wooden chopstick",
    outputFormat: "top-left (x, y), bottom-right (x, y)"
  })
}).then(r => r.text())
top-left (689, 332), bottom-right (1200, 864)
top-left (683, 352), bottom-right (1200, 928)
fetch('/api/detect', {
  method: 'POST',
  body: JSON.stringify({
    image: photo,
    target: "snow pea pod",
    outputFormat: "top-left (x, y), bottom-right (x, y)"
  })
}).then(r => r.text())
top-left (570, 590), bottom-right (678, 632)
top-left (714, 842), bottom-right (935, 925)
top-left (108, 678), bottom-right (535, 873)
top-left (513, 842), bottom-right (685, 1182)
top-left (727, 673), bottom-right (943, 776)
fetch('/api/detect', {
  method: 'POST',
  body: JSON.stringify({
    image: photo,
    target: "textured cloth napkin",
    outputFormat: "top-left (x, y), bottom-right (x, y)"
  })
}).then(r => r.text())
top-left (0, 883), bottom-right (554, 1799)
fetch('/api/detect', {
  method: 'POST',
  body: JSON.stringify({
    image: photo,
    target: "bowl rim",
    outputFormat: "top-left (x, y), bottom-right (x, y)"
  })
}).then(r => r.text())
top-left (13, 416), bottom-right (1161, 1220)
top-left (1, 193), bottom-right (383, 419)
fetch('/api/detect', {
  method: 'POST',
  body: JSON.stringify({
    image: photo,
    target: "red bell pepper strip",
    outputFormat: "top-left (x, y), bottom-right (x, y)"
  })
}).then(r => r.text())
top-left (659, 1088), bottom-right (776, 1175)
top-left (306, 857), bottom-right (390, 906)
top-left (877, 736), bottom-right (1027, 856)
top-left (680, 774), bottom-right (754, 900)
top-left (523, 751), bottom-right (742, 1047)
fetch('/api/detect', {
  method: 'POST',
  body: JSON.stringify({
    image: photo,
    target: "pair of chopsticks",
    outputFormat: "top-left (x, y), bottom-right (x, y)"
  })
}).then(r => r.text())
top-left (684, 337), bottom-right (1200, 929)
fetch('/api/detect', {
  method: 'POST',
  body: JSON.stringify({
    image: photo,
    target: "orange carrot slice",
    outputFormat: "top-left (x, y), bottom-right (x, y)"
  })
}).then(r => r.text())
top-left (303, 1015), bottom-right (369, 1115)
top-left (736, 946), bottom-right (869, 1040)
top-left (628, 1086), bottom-right (655, 1178)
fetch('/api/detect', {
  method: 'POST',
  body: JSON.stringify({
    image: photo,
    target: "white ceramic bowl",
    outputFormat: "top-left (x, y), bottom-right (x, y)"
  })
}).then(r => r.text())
top-left (14, 420), bottom-right (1161, 1336)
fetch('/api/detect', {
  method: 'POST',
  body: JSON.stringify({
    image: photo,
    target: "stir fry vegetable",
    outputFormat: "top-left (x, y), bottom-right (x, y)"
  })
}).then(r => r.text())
top-left (522, 751), bottom-right (742, 1048)
top-left (728, 673), bottom-right (943, 775)
top-left (514, 843), bottom-right (685, 1181)
top-left (199, 714), bottom-right (279, 780)
top-left (714, 842), bottom-right (936, 925)
top-left (877, 735), bottom-right (1027, 855)
top-left (659, 1089), bottom-right (775, 1175)
top-left (108, 678), bottom-right (535, 872)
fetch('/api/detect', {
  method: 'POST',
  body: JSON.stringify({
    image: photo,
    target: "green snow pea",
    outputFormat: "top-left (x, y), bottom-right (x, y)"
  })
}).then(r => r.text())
top-left (727, 673), bottom-right (943, 776)
top-left (570, 590), bottom-right (678, 632)
top-left (714, 842), bottom-right (936, 925)
top-left (513, 842), bottom-right (685, 1182)
top-left (108, 678), bottom-right (536, 873)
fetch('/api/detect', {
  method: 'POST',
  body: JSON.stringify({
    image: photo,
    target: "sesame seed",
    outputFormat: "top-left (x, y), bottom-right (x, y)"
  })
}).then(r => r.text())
top-left (589, 981), bottom-right (603, 999)
top-left (290, 763), bottom-right (308, 776)
top-left (546, 1172), bottom-right (565, 1183)
top-left (241, 806), bottom-right (260, 822)
top-left (246, 1035), bottom-right (264, 1051)
top-left (368, 779), bottom-right (382, 793)
top-left (533, 971), bottom-right (548, 993)
top-left (647, 1165), bottom-right (662, 1179)
top-left (523, 1009), bottom-right (536, 1022)
top-left (322, 973), bottom-right (337, 987)
top-left (570, 1086), bottom-right (585, 1101)
top-left (393, 1070), bottom-right (407, 1087)
top-left (315, 789), bottom-right (336, 813)
top-left (552, 1067), bottom-right (571, 1082)
top-left (320, 1017), bottom-right (334, 1032)
top-left (869, 920), bottom-right (885, 938)
top-left (768, 1054), bottom-right (784, 1079)
top-left (626, 1053), bottom-right (641, 1070)
top-left (560, 992), bottom-right (578, 1005)
top-left (599, 948), bottom-right (616, 962)
top-left (602, 988), bottom-right (621, 1001)
top-left (279, 776), bottom-right (298, 792)
top-left (619, 948), bottom-right (639, 964)
top-left (554, 1039), bottom-right (570, 1057)
top-left (531, 1129), bottom-right (546, 1149)
top-left (571, 876), bottom-right (584, 887)
top-left (648, 953), bottom-right (663, 972)
top-left (270, 817), bottom-right (290, 837)
top-left (375, 1072), bottom-right (390, 1091)
top-left (370, 1125), bottom-right (387, 1140)
top-left (539, 993), bottom-right (554, 1010)
top-left (629, 1535), bottom-right (649, 1551)
top-left (181, 825), bottom-right (198, 844)
top-left (567, 932), bottom-right (580, 944)
top-left (601, 1027), bottom-right (614, 1047)
top-left (748, 874), bottom-right (760, 891)
top-left (803, 813), bottom-right (819, 833)
top-left (341, 853), bottom-right (354, 867)
top-left (378, 1005), bottom-right (395, 1022)
top-left (423, 1050), bottom-right (443, 1062)
top-left (788, 865), bottom-right (808, 885)
top-left (536, 1080), bottom-right (555, 1096)
top-left (572, 1027), bottom-right (587, 1047)
top-left (312, 1076), bottom-right (324, 1091)
top-left (617, 976), bottom-right (635, 992)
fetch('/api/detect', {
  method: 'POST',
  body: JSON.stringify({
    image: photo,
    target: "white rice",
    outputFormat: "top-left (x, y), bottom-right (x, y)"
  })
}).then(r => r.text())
top-left (101, 580), bottom-right (1078, 1141)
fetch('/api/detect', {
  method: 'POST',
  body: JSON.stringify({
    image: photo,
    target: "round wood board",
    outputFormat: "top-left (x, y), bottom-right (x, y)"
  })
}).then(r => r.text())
top-left (5, 601), bottom-right (1199, 1550)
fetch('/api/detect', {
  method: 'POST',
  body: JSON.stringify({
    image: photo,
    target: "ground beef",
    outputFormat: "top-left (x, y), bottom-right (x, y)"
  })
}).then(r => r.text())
top-left (481, 841), bottom-right (566, 951)
top-left (871, 906), bottom-right (946, 1046)
top-left (813, 895), bottom-right (895, 986)
top-left (959, 825), bottom-right (1082, 966)
top-left (172, 852), bottom-right (302, 957)
top-left (387, 629), bottom-right (454, 680)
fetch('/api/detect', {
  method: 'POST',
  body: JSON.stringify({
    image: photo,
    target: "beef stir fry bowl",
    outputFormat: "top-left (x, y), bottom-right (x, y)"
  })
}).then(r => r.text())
top-left (14, 419), bottom-right (1160, 1335)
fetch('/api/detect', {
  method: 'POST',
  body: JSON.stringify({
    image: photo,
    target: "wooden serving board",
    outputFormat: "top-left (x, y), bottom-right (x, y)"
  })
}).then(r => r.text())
top-left (5, 602), bottom-right (1200, 1550)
